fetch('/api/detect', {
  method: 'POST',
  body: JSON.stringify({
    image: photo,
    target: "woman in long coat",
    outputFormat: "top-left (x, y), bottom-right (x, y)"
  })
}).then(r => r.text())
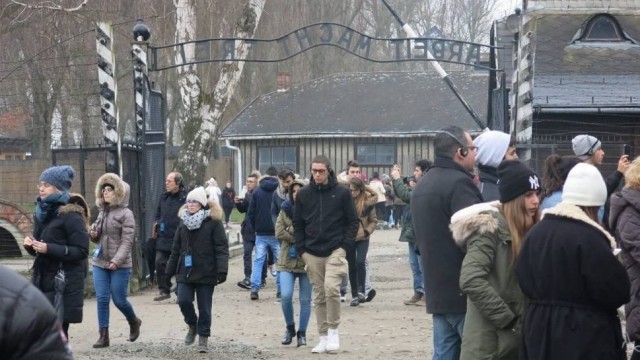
top-left (452, 160), bottom-right (540, 360)
top-left (22, 165), bottom-right (90, 338)
top-left (516, 163), bottom-right (630, 360)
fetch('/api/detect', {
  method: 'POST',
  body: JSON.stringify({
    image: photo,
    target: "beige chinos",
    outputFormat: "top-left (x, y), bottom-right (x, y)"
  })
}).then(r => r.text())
top-left (302, 248), bottom-right (348, 335)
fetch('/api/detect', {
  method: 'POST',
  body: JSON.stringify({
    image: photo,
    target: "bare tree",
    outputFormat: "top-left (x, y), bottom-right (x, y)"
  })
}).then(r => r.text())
top-left (172, 0), bottom-right (267, 184)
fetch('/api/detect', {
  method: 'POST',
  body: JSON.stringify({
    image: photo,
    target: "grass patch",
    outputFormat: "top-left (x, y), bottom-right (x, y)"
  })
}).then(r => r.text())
top-left (230, 209), bottom-right (245, 223)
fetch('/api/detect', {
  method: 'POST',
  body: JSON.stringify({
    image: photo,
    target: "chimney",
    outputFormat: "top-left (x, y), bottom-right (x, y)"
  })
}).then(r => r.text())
top-left (277, 72), bottom-right (291, 93)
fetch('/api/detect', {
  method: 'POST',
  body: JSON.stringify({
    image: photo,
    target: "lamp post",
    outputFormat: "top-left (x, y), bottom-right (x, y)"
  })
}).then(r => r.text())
top-left (132, 19), bottom-right (151, 146)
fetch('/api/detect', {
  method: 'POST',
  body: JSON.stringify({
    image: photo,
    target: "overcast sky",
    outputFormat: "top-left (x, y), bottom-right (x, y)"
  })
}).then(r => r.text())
top-left (495, 0), bottom-right (520, 18)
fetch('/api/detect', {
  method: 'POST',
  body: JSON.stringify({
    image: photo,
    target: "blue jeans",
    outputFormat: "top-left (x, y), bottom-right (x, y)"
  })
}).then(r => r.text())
top-left (177, 282), bottom-right (215, 337)
top-left (279, 271), bottom-right (312, 331)
top-left (432, 313), bottom-right (465, 360)
top-left (92, 266), bottom-right (137, 328)
top-left (250, 235), bottom-right (280, 291)
top-left (408, 242), bottom-right (424, 294)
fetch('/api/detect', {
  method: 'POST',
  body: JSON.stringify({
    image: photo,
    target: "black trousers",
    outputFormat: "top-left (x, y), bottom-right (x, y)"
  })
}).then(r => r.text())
top-left (223, 206), bottom-right (233, 224)
top-left (347, 240), bottom-right (369, 297)
top-left (177, 283), bottom-right (215, 337)
top-left (155, 250), bottom-right (172, 293)
top-left (145, 238), bottom-right (156, 283)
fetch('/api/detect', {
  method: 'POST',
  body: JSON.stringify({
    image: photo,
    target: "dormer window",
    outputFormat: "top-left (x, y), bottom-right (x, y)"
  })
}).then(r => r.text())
top-left (580, 14), bottom-right (628, 42)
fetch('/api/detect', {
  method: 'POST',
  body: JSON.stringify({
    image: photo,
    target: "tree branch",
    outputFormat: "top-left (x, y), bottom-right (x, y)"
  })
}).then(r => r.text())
top-left (9, 0), bottom-right (88, 12)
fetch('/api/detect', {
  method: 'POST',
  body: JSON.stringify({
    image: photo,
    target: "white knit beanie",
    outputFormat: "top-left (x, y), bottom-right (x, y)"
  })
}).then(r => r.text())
top-left (187, 186), bottom-right (209, 207)
top-left (473, 131), bottom-right (511, 168)
top-left (561, 163), bottom-right (607, 207)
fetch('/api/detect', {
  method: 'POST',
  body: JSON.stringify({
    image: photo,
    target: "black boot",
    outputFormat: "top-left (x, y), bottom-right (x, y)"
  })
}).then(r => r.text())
top-left (296, 330), bottom-right (307, 347)
top-left (185, 325), bottom-right (197, 345)
top-left (281, 324), bottom-right (296, 345)
top-left (128, 317), bottom-right (142, 342)
top-left (92, 328), bottom-right (110, 348)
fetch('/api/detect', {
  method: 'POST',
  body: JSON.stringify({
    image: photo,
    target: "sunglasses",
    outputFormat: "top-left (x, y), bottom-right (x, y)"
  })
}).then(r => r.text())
top-left (101, 187), bottom-right (114, 194)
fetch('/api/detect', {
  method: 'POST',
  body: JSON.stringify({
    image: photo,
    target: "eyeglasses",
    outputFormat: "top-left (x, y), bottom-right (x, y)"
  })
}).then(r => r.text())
top-left (311, 168), bottom-right (327, 174)
top-left (186, 200), bottom-right (201, 205)
top-left (101, 187), bottom-right (114, 194)
top-left (465, 146), bottom-right (479, 152)
top-left (37, 182), bottom-right (53, 189)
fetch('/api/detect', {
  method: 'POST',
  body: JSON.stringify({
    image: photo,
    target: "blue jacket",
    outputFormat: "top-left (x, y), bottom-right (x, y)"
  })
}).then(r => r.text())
top-left (248, 176), bottom-right (280, 236)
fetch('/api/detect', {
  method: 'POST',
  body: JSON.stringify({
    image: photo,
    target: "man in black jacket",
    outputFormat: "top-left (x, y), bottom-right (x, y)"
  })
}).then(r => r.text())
top-left (294, 155), bottom-right (359, 354)
top-left (411, 126), bottom-right (483, 359)
top-left (153, 172), bottom-right (187, 301)
top-left (235, 173), bottom-right (263, 289)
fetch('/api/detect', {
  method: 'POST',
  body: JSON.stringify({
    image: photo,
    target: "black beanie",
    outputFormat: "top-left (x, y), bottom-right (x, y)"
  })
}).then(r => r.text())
top-left (497, 160), bottom-right (540, 203)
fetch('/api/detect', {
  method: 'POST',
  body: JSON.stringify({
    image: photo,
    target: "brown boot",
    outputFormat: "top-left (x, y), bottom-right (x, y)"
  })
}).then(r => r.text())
top-left (92, 327), bottom-right (110, 348)
top-left (128, 317), bottom-right (142, 342)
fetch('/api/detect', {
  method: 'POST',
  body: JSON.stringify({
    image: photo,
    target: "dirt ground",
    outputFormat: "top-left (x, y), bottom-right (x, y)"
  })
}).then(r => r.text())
top-left (63, 226), bottom-right (434, 359)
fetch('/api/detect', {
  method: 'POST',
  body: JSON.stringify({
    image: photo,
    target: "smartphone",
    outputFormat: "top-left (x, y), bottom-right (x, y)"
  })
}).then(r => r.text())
top-left (624, 144), bottom-right (633, 157)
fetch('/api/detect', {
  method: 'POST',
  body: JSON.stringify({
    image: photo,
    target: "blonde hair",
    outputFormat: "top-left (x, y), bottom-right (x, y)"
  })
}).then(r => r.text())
top-left (500, 193), bottom-right (540, 260)
top-left (625, 156), bottom-right (640, 191)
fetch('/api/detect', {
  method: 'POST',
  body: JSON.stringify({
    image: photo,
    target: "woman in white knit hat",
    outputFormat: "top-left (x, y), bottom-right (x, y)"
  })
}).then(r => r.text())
top-left (515, 163), bottom-right (630, 360)
top-left (165, 186), bottom-right (229, 352)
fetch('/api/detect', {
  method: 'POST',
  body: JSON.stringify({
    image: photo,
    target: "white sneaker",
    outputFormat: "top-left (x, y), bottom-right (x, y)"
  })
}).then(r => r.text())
top-left (326, 328), bottom-right (339, 352)
top-left (311, 336), bottom-right (327, 353)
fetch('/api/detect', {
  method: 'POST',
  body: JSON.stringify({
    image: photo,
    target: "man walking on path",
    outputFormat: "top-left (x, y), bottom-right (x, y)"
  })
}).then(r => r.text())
top-left (153, 172), bottom-right (187, 301)
top-left (411, 126), bottom-right (483, 359)
top-left (294, 155), bottom-right (359, 354)
top-left (247, 167), bottom-right (281, 300)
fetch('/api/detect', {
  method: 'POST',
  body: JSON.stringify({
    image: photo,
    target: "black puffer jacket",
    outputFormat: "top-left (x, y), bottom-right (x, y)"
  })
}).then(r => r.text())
top-left (166, 203), bottom-right (229, 285)
top-left (294, 171), bottom-right (359, 257)
top-left (0, 265), bottom-right (73, 360)
top-left (154, 188), bottom-right (187, 251)
top-left (29, 201), bottom-right (90, 324)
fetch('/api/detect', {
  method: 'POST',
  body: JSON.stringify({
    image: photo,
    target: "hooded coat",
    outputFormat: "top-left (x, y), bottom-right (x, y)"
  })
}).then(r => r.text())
top-left (165, 202), bottom-right (229, 285)
top-left (515, 203), bottom-right (629, 360)
top-left (355, 186), bottom-right (378, 241)
top-left (275, 179), bottom-right (307, 273)
top-left (28, 194), bottom-right (90, 324)
top-left (247, 176), bottom-right (280, 236)
top-left (91, 173), bottom-right (135, 269)
top-left (451, 202), bottom-right (523, 360)
top-left (609, 187), bottom-right (640, 341)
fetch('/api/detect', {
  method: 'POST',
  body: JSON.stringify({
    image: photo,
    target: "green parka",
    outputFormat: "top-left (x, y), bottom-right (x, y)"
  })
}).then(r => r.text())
top-left (275, 179), bottom-right (307, 273)
top-left (392, 178), bottom-right (414, 243)
top-left (450, 202), bottom-right (524, 360)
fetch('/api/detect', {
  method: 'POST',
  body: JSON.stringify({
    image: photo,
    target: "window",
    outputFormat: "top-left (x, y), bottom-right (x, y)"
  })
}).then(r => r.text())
top-left (580, 14), bottom-right (627, 42)
top-left (258, 146), bottom-right (297, 173)
top-left (356, 144), bottom-right (395, 165)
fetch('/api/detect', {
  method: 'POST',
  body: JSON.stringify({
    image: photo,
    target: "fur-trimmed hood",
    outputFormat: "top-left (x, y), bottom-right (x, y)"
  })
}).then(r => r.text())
top-left (95, 173), bottom-right (129, 209)
top-left (450, 201), bottom-right (502, 248)
top-left (58, 193), bottom-right (90, 229)
top-left (543, 202), bottom-right (616, 249)
top-left (362, 186), bottom-right (379, 209)
top-left (178, 200), bottom-right (224, 222)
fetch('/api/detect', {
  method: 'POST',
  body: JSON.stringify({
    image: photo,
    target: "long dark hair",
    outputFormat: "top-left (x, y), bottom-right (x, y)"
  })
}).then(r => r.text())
top-left (541, 155), bottom-right (581, 200)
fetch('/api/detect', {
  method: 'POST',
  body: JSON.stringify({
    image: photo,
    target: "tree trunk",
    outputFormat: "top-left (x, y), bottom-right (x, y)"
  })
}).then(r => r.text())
top-left (173, 0), bottom-right (266, 185)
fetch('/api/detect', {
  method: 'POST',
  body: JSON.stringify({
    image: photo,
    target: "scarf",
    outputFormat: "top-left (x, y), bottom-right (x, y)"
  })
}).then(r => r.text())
top-left (35, 192), bottom-right (70, 224)
top-left (180, 208), bottom-right (209, 230)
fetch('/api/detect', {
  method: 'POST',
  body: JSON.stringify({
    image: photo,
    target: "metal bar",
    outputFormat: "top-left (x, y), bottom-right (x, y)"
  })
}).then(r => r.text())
top-left (380, 0), bottom-right (487, 131)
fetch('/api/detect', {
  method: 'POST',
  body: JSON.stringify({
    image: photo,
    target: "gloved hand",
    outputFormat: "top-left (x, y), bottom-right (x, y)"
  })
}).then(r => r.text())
top-left (217, 273), bottom-right (227, 285)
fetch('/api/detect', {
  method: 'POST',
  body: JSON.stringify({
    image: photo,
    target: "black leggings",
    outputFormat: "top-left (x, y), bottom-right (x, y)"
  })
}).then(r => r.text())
top-left (223, 206), bottom-right (233, 224)
top-left (347, 240), bottom-right (369, 298)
